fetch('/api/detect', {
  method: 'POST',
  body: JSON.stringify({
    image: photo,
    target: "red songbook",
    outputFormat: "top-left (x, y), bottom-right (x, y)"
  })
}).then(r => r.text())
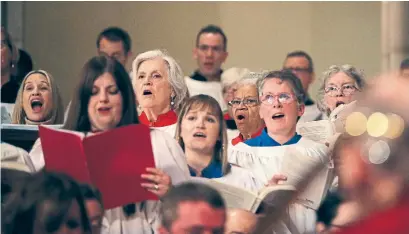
top-left (39, 124), bottom-right (158, 209)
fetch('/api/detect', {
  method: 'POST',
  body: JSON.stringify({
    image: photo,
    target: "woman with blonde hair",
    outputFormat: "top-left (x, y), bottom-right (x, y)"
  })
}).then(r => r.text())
top-left (12, 70), bottom-right (64, 125)
top-left (132, 50), bottom-right (189, 136)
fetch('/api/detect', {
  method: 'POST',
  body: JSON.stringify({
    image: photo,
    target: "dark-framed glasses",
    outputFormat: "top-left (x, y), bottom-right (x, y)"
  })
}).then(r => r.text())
top-left (228, 98), bottom-right (259, 107)
top-left (325, 84), bottom-right (358, 97)
top-left (260, 93), bottom-right (296, 105)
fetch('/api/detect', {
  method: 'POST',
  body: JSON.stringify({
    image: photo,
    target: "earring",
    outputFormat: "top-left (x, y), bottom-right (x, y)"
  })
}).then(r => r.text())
top-left (170, 96), bottom-right (175, 107)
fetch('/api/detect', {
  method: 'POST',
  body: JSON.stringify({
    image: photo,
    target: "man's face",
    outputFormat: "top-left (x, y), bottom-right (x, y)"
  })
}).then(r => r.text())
top-left (193, 33), bottom-right (228, 79)
top-left (98, 37), bottom-right (129, 67)
top-left (283, 56), bottom-right (314, 93)
top-left (162, 201), bottom-right (226, 234)
top-left (259, 78), bottom-right (304, 136)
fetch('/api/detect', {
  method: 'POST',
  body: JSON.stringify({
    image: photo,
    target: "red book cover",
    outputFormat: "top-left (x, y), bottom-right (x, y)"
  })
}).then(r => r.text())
top-left (39, 124), bottom-right (158, 209)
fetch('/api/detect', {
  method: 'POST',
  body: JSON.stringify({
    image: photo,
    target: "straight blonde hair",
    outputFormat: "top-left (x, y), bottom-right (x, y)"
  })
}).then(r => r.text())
top-left (12, 70), bottom-right (64, 125)
top-left (175, 94), bottom-right (230, 175)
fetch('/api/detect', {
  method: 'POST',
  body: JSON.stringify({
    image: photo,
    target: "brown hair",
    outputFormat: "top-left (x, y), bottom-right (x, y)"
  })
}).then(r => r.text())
top-left (175, 94), bottom-right (230, 175)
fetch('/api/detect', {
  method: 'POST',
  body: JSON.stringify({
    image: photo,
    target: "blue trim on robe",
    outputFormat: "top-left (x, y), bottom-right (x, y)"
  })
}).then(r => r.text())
top-left (189, 159), bottom-right (224, 179)
top-left (244, 128), bottom-right (302, 147)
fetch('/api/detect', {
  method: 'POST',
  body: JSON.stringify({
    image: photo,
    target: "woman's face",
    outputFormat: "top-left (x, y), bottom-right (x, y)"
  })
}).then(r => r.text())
top-left (134, 58), bottom-right (173, 112)
top-left (87, 72), bottom-right (123, 132)
top-left (22, 73), bottom-right (54, 122)
top-left (324, 72), bottom-right (359, 112)
top-left (180, 105), bottom-right (221, 154)
top-left (33, 200), bottom-right (85, 234)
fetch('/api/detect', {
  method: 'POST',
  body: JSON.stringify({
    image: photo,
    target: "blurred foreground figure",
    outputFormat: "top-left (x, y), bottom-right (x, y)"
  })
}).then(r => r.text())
top-left (334, 73), bottom-right (409, 234)
top-left (225, 208), bottom-right (258, 234)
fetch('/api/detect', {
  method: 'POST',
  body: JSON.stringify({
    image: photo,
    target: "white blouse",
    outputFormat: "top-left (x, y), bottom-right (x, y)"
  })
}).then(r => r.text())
top-left (29, 129), bottom-right (190, 234)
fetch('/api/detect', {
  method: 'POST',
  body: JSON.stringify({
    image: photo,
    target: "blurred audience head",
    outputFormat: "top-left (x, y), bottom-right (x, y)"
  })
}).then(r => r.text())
top-left (64, 55), bottom-right (138, 132)
top-left (1, 26), bottom-right (19, 80)
top-left (96, 26), bottom-right (132, 67)
top-left (193, 25), bottom-right (228, 80)
top-left (14, 49), bottom-right (33, 84)
top-left (2, 170), bottom-right (91, 234)
top-left (225, 208), bottom-right (258, 234)
top-left (333, 74), bottom-right (409, 214)
top-left (283, 50), bottom-right (314, 93)
top-left (80, 184), bottom-right (104, 234)
top-left (132, 49), bottom-right (189, 114)
top-left (175, 94), bottom-right (229, 175)
top-left (12, 70), bottom-right (65, 125)
top-left (317, 64), bottom-right (366, 116)
top-left (230, 72), bottom-right (264, 140)
top-left (400, 57), bottom-right (409, 78)
top-left (159, 182), bottom-right (226, 234)
top-left (257, 70), bottom-right (305, 140)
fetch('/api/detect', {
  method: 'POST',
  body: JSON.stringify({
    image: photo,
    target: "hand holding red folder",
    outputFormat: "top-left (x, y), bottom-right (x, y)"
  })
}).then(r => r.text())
top-left (39, 124), bottom-right (158, 210)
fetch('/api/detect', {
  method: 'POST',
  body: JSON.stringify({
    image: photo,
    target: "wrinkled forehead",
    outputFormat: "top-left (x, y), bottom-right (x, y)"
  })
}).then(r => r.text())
top-left (262, 78), bottom-right (294, 94)
top-left (235, 84), bottom-right (258, 98)
top-left (326, 72), bottom-right (356, 86)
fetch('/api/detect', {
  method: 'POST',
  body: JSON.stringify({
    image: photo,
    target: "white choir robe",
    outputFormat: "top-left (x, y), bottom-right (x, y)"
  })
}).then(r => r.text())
top-left (298, 104), bottom-right (322, 123)
top-left (184, 76), bottom-right (227, 112)
top-left (149, 123), bottom-right (177, 139)
top-left (228, 137), bottom-right (335, 234)
top-left (29, 129), bottom-right (190, 234)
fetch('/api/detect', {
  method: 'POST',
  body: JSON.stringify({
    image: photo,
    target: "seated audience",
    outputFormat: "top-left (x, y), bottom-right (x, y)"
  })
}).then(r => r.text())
top-left (400, 57), bottom-right (409, 78)
top-left (14, 49), bottom-right (33, 85)
top-left (229, 72), bottom-right (264, 146)
top-left (11, 70), bottom-right (65, 125)
top-left (175, 94), bottom-right (229, 178)
top-left (159, 182), bottom-right (226, 234)
top-left (80, 183), bottom-right (104, 234)
top-left (221, 67), bottom-right (251, 141)
top-left (317, 64), bottom-right (366, 119)
top-left (2, 170), bottom-right (91, 234)
top-left (185, 25), bottom-right (228, 111)
top-left (229, 70), bottom-right (333, 233)
top-left (334, 75), bottom-right (409, 234)
top-left (225, 208), bottom-right (258, 234)
top-left (283, 50), bottom-right (322, 122)
top-left (29, 55), bottom-right (190, 233)
top-left (1, 27), bottom-right (20, 104)
top-left (132, 50), bottom-right (189, 136)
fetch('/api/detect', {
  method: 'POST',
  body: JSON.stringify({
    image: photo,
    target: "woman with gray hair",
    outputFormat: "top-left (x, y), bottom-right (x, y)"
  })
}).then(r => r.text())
top-left (132, 50), bottom-right (189, 136)
top-left (317, 64), bottom-right (366, 119)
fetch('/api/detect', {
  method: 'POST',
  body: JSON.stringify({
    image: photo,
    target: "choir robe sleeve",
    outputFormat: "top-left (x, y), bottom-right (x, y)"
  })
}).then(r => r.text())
top-left (29, 138), bottom-right (45, 171)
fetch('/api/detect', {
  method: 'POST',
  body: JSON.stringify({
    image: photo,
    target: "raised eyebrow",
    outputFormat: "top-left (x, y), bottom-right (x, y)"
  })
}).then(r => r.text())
top-left (39, 81), bottom-right (50, 86)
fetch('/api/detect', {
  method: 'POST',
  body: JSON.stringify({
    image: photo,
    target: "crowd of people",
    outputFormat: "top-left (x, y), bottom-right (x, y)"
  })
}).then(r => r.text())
top-left (1, 23), bottom-right (409, 234)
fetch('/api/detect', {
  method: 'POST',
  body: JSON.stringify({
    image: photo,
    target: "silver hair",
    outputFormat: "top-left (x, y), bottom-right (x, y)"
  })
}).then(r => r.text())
top-left (257, 70), bottom-right (305, 104)
top-left (317, 64), bottom-right (366, 116)
top-left (132, 49), bottom-right (189, 112)
top-left (235, 72), bottom-right (266, 96)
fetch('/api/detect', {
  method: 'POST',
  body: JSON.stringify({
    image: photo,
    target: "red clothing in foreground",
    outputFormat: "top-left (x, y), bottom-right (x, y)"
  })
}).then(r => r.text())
top-left (339, 193), bottom-right (409, 234)
top-left (139, 110), bottom-right (178, 127)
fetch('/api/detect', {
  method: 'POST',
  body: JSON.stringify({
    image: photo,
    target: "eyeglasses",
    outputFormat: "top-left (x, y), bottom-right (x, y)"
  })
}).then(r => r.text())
top-left (228, 98), bottom-right (259, 107)
top-left (260, 93), bottom-right (296, 105)
top-left (325, 84), bottom-right (358, 97)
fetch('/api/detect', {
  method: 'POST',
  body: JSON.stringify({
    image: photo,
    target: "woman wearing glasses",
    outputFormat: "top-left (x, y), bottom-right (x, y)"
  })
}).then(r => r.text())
top-left (317, 65), bottom-right (366, 119)
top-left (229, 70), bottom-right (334, 234)
top-left (228, 72), bottom-right (265, 146)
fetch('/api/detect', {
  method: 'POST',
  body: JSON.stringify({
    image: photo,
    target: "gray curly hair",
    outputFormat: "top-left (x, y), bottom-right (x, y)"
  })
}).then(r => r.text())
top-left (132, 49), bottom-right (189, 113)
top-left (317, 64), bottom-right (366, 116)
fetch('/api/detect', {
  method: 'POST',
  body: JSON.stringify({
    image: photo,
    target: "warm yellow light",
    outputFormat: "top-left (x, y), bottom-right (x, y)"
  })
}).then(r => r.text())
top-left (345, 112), bottom-right (367, 136)
top-left (384, 113), bottom-right (405, 139)
top-left (367, 112), bottom-right (389, 137)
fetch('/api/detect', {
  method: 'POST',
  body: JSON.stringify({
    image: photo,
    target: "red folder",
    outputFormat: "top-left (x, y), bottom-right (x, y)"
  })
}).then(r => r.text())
top-left (39, 124), bottom-right (158, 209)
